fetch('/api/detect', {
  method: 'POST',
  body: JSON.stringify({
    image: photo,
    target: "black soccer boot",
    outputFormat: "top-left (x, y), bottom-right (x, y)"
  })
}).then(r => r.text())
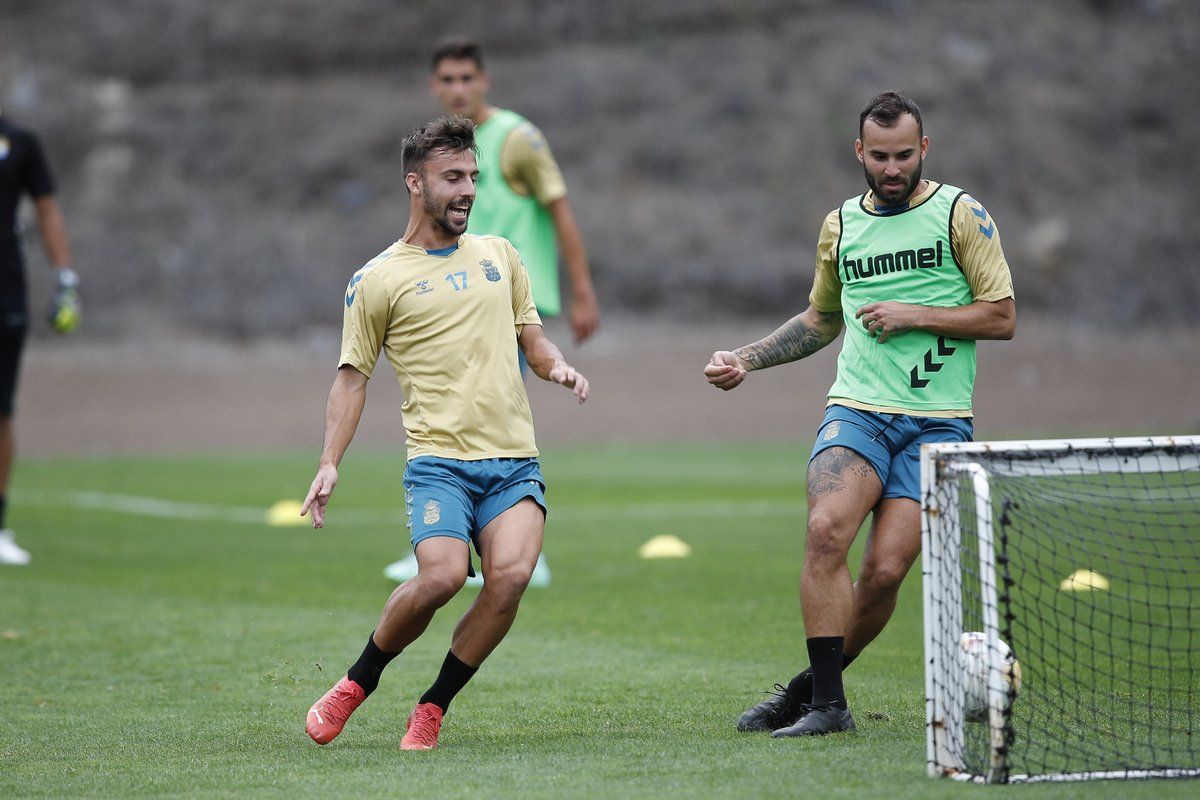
top-left (770, 703), bottom-right (856, 738)
top-left (736, 669), bottom-right (813, 732)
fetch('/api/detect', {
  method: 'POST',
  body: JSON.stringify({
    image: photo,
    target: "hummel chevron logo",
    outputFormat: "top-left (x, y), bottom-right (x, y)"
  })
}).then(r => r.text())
top-left (910, 337), bottom-right (957, 389)
top-left (345, 273), bottom-right (365, 307)
top-left (969, 204), bottom-right (995, 239)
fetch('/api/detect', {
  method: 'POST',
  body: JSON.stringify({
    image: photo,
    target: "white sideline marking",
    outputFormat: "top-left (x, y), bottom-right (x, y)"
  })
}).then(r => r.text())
top-left (15, 488), bottom-right (805, 525)
top-left (19, 489), bottom-right (267, 524)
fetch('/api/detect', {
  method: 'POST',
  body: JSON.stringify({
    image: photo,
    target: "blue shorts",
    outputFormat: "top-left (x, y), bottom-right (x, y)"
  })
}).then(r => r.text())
top-left (809, 405), bottom-right (974, 501)
top-left (403, 456), bottom-right (547, 556)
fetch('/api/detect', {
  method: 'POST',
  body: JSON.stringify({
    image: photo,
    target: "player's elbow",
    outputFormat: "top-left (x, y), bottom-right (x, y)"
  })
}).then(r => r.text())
top-left (999, 311), bottom-right (1016, 341)
top-left (334, 364), bottom-right (371, 394)
top-left (990, 300), bottom-right (1016, 341)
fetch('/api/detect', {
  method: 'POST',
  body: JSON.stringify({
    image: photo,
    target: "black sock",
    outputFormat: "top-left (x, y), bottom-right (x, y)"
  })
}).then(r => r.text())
top-left (807, 636), bottom-right (848, 710)
top-left (789, 651), bottom-right (856, 692)
top-left (419, 650), bottom-right (478, 713)
top-left (0, 494), bottom-right (7, 529)
top-left (346, 631), bottom-right (401, 696)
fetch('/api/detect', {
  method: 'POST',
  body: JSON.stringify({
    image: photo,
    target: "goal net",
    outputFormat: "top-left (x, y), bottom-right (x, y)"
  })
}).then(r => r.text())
top-left (921, 436), bottom-right (1200, 784)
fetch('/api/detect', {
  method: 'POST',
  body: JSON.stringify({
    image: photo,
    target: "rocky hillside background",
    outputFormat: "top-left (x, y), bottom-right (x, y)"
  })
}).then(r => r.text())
top-left (1, 0), bottom-right (1196, 338)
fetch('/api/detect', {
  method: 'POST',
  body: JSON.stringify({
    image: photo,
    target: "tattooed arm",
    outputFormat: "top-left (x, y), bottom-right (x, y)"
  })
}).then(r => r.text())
top-left (734, 307), bottom-right (843, 370)
top-left (704, 306), bottom-right (843, 391)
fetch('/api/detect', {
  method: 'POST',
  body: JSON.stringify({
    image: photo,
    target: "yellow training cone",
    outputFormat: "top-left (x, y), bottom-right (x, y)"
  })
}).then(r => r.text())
top-left (1060, 569), bottom-right (1110, 591)
top-left (266, 499), bottom-right (309, 527)
top-left (639, 535), bottom-right (692, 559)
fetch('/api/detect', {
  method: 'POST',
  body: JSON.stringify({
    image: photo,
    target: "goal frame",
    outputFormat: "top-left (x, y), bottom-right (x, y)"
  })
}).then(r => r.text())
top-left (920, 435), bottom-right (1200, 784)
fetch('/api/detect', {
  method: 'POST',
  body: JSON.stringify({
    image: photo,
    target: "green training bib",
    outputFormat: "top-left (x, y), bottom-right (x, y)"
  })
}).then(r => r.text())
top-left (468, 109), bottom-right (561, 316)
top-left (829, 184), bottom-right (976, 412)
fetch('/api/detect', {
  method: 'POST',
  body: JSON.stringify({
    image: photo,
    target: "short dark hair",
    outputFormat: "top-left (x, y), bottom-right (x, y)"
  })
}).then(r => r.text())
top-left (431, 37), bottom-right (484, 72)
top-left (401, 116), bottom-right (478, 182)
top-left (859, 91), bottom-right (924, 139)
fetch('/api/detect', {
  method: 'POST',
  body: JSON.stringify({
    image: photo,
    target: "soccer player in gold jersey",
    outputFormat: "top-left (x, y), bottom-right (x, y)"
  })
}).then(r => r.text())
top-left (384, 37), bottom-right (600, 586)
top-left (302, 116), bottom-right (589, 751)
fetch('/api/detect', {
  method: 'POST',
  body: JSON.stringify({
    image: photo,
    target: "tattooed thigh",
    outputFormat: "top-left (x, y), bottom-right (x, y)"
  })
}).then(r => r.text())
top-left (806, 447), bottom-right (878, 497)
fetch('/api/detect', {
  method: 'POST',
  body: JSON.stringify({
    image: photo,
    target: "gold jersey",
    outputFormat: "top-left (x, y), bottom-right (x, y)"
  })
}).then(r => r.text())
top-left (338, 234), bottom-right (542, 460)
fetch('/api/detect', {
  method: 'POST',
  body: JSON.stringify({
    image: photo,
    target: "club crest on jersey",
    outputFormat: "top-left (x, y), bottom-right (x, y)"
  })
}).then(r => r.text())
top-left (415, 279), bottom-right (433, 296)
top-left (423, 500), bottom-right (441, 525)
top-left (480, 260), bottom-right (501, 282)
top-left (823, 421), bottom-right (841, 441)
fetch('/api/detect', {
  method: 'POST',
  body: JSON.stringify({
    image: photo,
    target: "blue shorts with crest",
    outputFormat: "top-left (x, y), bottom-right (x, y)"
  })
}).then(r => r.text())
top-left (809, 405), bottom-right (973, 501)
top-left (404, 456), bottom-right (547, 556)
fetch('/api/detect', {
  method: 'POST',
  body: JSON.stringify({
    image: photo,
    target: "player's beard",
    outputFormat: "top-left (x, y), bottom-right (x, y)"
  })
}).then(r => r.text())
top-left (864, 157), bottom-right (923, 207)
top-left (426, 193), bottom-right (471, 237)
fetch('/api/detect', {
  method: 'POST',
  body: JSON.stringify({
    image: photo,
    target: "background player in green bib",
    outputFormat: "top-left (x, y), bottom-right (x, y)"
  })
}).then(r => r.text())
top-left (705, 92), bottom-right (1015, 737)
top-left (301, 116), bottom-right (590, 751)
top-left (428, 37), bottom-right (599, 340)
top-left (385, 37), bottom-right (602, 585)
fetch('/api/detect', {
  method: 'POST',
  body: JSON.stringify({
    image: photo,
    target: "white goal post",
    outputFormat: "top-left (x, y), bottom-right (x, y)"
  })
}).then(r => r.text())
top-left (921, 436), bottom-right (1200, 784)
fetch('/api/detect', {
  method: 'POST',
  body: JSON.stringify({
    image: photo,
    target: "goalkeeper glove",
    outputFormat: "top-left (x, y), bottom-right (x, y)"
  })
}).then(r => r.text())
top-left (49, 267), bottom-right (81, 334)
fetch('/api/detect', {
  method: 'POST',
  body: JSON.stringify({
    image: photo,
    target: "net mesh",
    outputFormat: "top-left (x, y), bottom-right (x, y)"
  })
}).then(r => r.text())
top-left (924, 439), bottom-right (1200, 783)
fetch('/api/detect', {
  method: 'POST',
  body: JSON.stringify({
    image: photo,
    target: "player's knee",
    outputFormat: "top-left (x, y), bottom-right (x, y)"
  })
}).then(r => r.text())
top-left (413, 568), bottom-right (467, 607)
top-left (859, 559), bottom-right (909, 597)
top-left (804, 511), bottom-right (851, 567)
top-left (483, 560), bottom-right (534, 607)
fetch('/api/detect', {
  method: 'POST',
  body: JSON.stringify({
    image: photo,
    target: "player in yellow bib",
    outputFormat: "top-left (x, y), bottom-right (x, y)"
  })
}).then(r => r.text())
top-left (706, 92), bottom-right (1015, 738)
top-left (301, 117), bottom-right (589, 751)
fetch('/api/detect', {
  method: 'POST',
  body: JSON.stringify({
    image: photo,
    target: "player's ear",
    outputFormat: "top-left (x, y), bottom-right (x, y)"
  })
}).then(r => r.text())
top-left (406, 172), bottom-right (422, 195)
top-left (920, 135), bottom-right (929, 159)
top-left (854, 139), bottom-right (865, 164)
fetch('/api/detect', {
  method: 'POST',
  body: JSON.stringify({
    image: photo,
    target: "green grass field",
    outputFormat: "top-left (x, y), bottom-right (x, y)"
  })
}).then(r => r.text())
top-left (1, 443), bottom-right (1196, 798)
